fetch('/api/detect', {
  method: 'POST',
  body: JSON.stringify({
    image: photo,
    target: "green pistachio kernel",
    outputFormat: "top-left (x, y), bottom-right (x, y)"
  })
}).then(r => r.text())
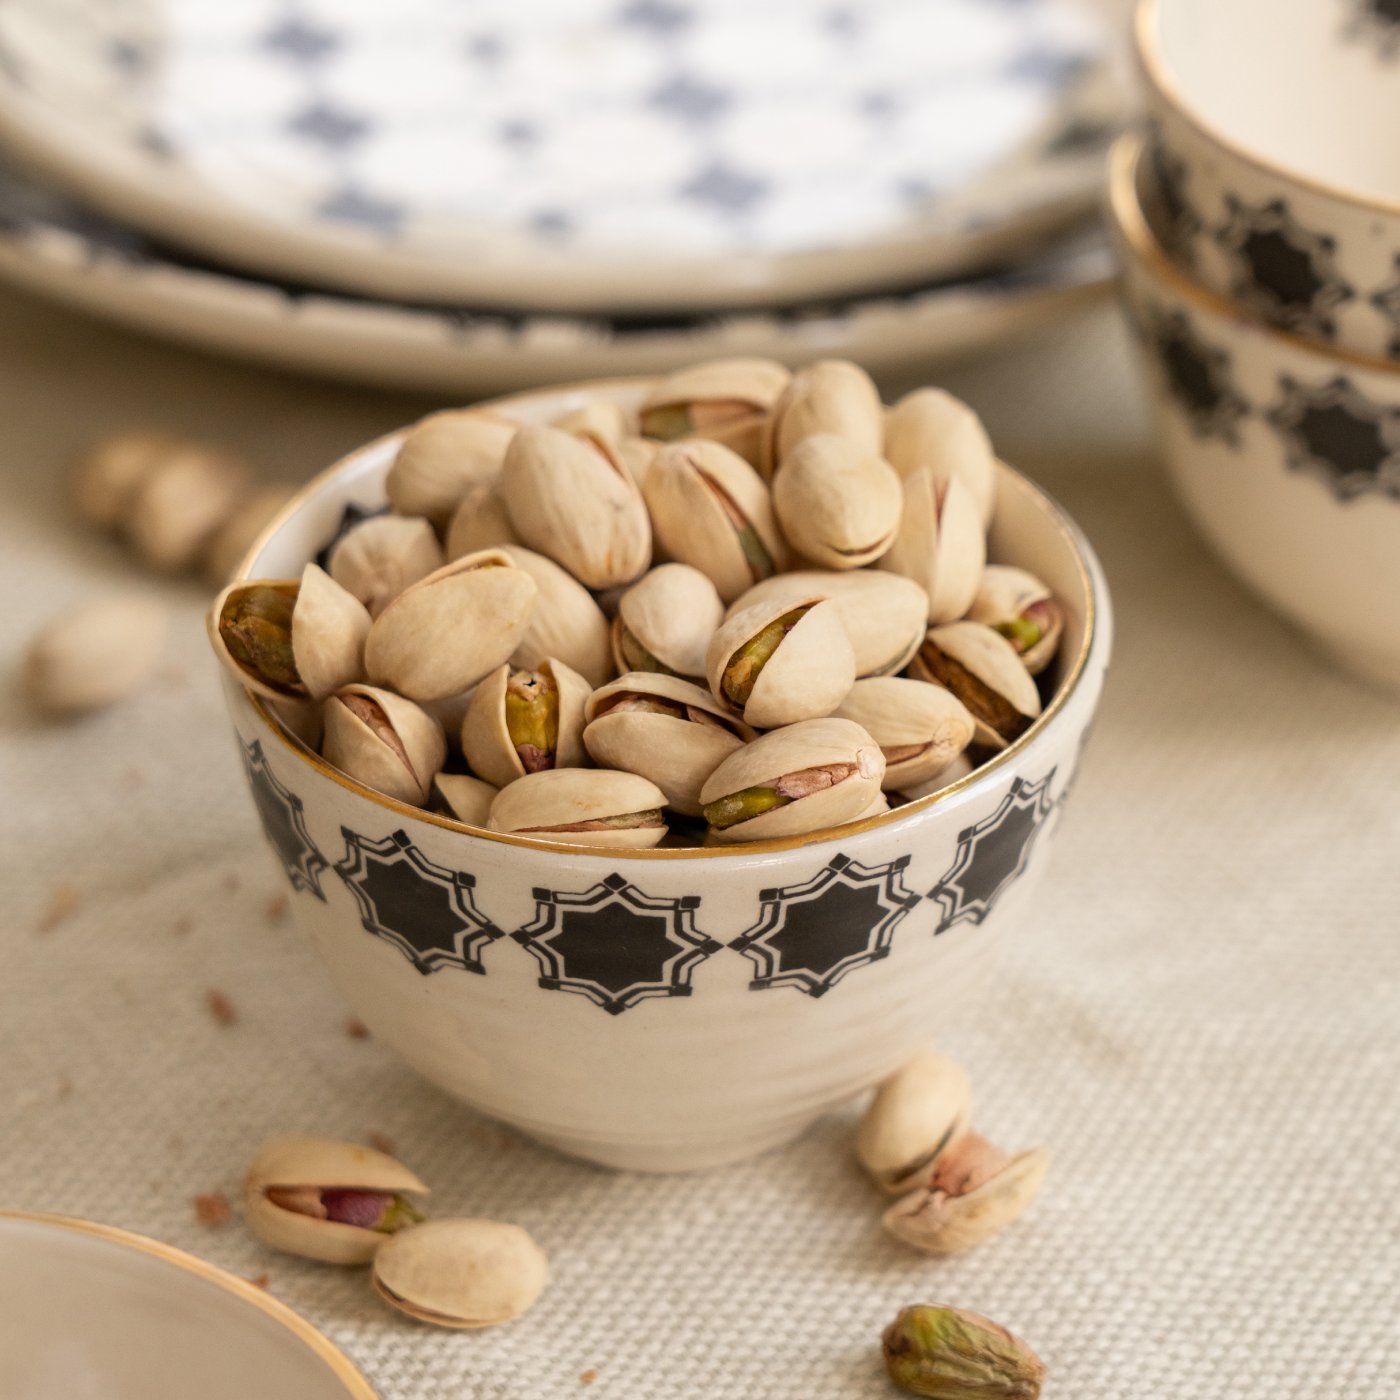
top-left (504, 670), bottom-right (559, 772)
top-left (638, 404), bottom-right (693, 440)
top-left (219, 584), bottom-right (302, 693)
top-left (702, 785), bottom-right (792, 829)
top-left (721, 606), bottom-right (808, 706)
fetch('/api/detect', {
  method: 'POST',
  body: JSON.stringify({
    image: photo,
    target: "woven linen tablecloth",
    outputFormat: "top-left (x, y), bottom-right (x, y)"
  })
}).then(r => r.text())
top-left (2, 286), bottom-right (1397, 1399)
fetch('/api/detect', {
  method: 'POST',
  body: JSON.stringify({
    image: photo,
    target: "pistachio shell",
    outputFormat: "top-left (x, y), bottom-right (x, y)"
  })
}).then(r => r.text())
top-left (433, 772), bottom-right (499, 826)
top-left (699, 717), bottom-right (884, 843)
top-left (614, 564), bottom-right (724, 680)
top-left (445, 481), bottom-right (522, 559)
top-left (878, 468), bottom-right (985, 623)
top-left (328, 515), bottom-right (444, 618)
top-left (71, 428), bottom-right (183, 529)
top-left (488, 768), bottom-right (668, 849)
top-left (501, 424), bottom-right (651, 588)
top-left (385, 410), bottom-right (516, 522)
top-left (643, 439), bottom-right (788, 604)
top-left (126, 442), bottom-right (249, 571)
top-left (884, 387), bottom-right (997, 527)
top-left (372, 1219), bottom-right (548, 1328)
top-left (323, 683), bottom-right (447, 805)
top-left (616, 434), bottom-right (659, 489)
top-left (204, 485), bottom-right (296, 584)
top-left (498, 544), bottom-right (613, 688)
top-left (365, 549), bottom-right (538, 702)
top-left (244, 1135), bottom-right (428, 1265)
top-left (291, 563), bottom-right (372, 700)
top-left (705, 596), bottom-right (855, 729)
top-left (899, 752), bottom-right (975, 802)
top-left (461, 658), bottom-right (591, 789)
top-left (583, 672), bottom-right (753, 817)
top-left (856, 1049), bottom-right (974, 1194)
top-left (772, 433), bottom-right (902, 570)
top-left (913, 621), bottom-right (1042, 750)
top-left (763, 358), bottom-right (883, 475)
top-left (25, 595), bottom-right (167, 713)
top-left (209, 579), bottom-right (305, 701)
top-left (640, 357), bottom-right (791, 465)
top-left (967, 565), bottom-right (1064, 677)
top-left (552, 399), bottom-right (632, 444)
top-left (834, 676), bottom-right (975, 790)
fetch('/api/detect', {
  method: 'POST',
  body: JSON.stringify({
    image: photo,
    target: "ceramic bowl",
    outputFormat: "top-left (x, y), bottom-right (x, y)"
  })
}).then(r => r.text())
top-left (0, 1212), bottom-right (374, 1399)
top-left (1133, 0), bottom-right (1400, 358)
top-left (1111, 134), bottom-right (1400, 693)
top-left (215, 378), bottom-right (1111, 1173)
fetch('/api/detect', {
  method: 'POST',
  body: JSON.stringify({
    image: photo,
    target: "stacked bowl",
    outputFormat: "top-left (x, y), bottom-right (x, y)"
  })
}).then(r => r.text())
top-left (1110, 0), bottom-right (1400, 693)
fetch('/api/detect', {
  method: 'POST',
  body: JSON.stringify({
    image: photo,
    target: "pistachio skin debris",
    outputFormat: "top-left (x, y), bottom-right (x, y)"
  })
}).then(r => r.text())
top-left (883, 1304), bottom-right (1044, 1399)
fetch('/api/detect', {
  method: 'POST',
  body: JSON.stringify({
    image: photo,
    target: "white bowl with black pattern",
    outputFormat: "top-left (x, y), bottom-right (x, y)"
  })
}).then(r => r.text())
top-left (1112, 135), bottom-right (1400, 693)
top-left (1134, 0), bottom-right (1400, 359)
top-left (215, 379), bottom-right (1111, 1173)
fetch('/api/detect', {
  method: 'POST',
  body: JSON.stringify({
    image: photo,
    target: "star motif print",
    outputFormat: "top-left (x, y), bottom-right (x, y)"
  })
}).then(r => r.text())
top-left (929, 771), bottom-right (1057, 930)
top-left (241, 740), bottom-right (328, 898)
top-left (1147, 308), bottom-right (1249, 445)
top-left (261, 16), bottom-right (340, 65)
top-left (334, 830), bottom-right (501, 975)
top-left (1343, 0), bottom-right (1400, 59)
top-left (1148, 136), bottom-right (1200, 263)
top-left (511, 874), bottom-right (721, 1015)
top-left (316, 186), bottom-right (404, 238)
top-left (729, 854), bottom-right (922, 998)
top-left (1265, 374), bottom-right (1400, 502)
top-left (1372, 257), bottom-right (1400, 356)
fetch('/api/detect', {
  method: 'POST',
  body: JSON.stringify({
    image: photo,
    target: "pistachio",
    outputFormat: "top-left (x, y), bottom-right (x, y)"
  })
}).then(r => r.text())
top-left (497, 544), bottom-right (613, 688)
top-left (834, 678), bottom-right (974, 791)
top-left (883, 1304), bottom-right (1045, 1399)
top-left (639, 357), bottom-right (791, 465)
top-left (385, 409), bottom-right (517, 523)
top-left (501, 424), bottom-right (651, 588)
top-left (583, 673), bottom-right (753, 817)
top-left (445, 481), bottom-right (522, 559)
top-left (699, 717), bottom-right (884, 843)
top-left (615, 434), bottom-right (659, 490)
top-left (328, 514), bottom-right (444, 618)
top-left (461, 658), bottom-right (591, 789)
top-left (204, 485), bottom-right (295, 584)
top-left (856, 1049), bottom-right (973, 1194)
top-left (911, 622), bottom-right (1041, 751)
top-left (884, 387), bottom-right (998, 528)
top-left (365, 549), bottom-right (538, 701)
top-left (243, 1135), bottom-right (429, 1266)
top-left (705, 597), bottom-right (855, 729)
top-left (643, 439), bottom-right (788, 604)
top-left (71, 428), bottom-right (184, 529)
top-left (762, 358), bottom-right (883, 475)
top-left (900, 752), bottom-right (975, 803)
top-left (372, 1218), bottom-right (548, 1329)
top-left (967, 566), bottom-right (1064, 677)
top-left (433, 772), bottom-right (499, 826)
top-left (552, 398), bottom-right (633, 445)
top-left (612, 564), bottom-right (724, 682)
top-left (23, 595), bottom-right (167, 714)
top-left (488, 768), bottom-right (669, 849)
top-left (323, 683), bottom-right (447, 805)
top-left (772, 433), bottom-right (902, 570)
top-left (125, 441), bottom-right (249, 572)
top-left (879, 468), bottom-right (985, 624)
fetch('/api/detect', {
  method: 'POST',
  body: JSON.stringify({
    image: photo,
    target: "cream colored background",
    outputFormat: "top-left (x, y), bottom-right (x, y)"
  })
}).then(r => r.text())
top-left (2, 285), bottom-right (1397, 1398)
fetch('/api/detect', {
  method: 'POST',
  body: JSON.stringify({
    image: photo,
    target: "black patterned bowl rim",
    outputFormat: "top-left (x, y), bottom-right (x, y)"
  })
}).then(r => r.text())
top-left (1133, 0), bottom-right (1400, 220)
top-left (229, 376), bottom-right (1102, 860)
top-left (1110, 134), bottom-right (1400, 378)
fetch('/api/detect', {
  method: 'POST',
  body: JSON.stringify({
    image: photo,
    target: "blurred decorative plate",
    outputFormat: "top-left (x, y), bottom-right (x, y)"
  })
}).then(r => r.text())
top-left (0, 0), bottom-right (1120, 311)
top-left (0, 160), bottom-right (1114, 394)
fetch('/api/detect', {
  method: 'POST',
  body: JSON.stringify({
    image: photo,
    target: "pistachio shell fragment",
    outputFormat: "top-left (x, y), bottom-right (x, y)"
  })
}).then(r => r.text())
top-left (244, 1135), bottom-right (429, 1266)
top-left (126, 441), bottom-right (249, 572)
top-left (385, 409), bottom-right (516, 523)
top-left (433, 772), bottom-right (499, 826)
top-left (461, 658), bottom-right (591, 789)
top-left (967, 566), bottom-right (1064, 677)
top-left (445, 481), bottom-right (522, 559)
top-left (879, 468), bottom-right (985, 623)
top-left (772, 433), bottom-right (902, 570)
top-left (24, 595), bottom-right (167, 714)
top-left (372, 1218), bottom-right (548, 1329)
top-left (613, 563), bottom-right (724, 681)
top-left (488, 768), bottom-right (668, 849)
top-left (323, 683), bottom-right (447, 805)
top-left (912, 622), bottom-right (1041, 751)
top-left (291, 563), bottom-right (372, 699)
top-left (884, 387), bottom-right (998, 528)
top-left (328, 514), bottom-right (444, 618)
top-left (204, 485), bottom-right (296, 585)
top-left (834, 678), bottom-right (974, 791)
top-left (763, 358), bottom-right (883, 475)
top-left (856, 1049), bottom-right (973, 1194)
top-left (883, 1304), bottom-right (1045, 1399)
top-left (639, 357), bottom-right (790, 466)
top-left (498, 544), bottom-right (613, 689)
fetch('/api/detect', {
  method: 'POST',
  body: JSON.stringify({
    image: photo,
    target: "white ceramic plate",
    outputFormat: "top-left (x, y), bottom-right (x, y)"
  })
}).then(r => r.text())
top-left (0, 160), bottom-right (1115, 394)
top-left (0, 0), bottom-right (1122, 311)
top-left (0, 1212), bottom-right (375, 1400)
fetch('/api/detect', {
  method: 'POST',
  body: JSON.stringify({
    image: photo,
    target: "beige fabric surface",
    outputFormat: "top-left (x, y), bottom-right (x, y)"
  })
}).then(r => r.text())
top-left (2, 285), bottom-right (1398, 1398)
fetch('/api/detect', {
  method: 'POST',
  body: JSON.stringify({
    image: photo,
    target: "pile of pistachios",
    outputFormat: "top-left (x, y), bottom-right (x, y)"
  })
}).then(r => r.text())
top-left (209, 357), bottom-right (1065, 848)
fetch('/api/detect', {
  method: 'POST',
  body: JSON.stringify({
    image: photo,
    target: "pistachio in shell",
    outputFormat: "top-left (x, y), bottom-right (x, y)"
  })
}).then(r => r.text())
top-left (639, 357), bottom-right (791, 466)
top-left (884, 386), bottom-right (997, 528)
top-left (615, 434), bottom-right (660, 490)
top-left (71, 428), bottom-right (184, 529)
top-left (612, 563), bottom-right (724, 682)
top-left (372, 1218), bottom-right (548, 1329)
top-left (322, 683), bottom-right (447, 805)
top-left (125, 441), bottom-right (249, 572)
top-left (899, 752), bottom-right (975, 803)
top-left (762, 358), bottom-right (883, 475)
top-left (583, 672), bottom-right (754, 817)
top-left (878, 468), bottom-right (985, 624)
top-left (771, 432), bottom-right (902, 570)
top-left (461, 658), bottom-right (591, 789)
top-left (911, 622), bottom-right (1041, 751)
top-left (433, 772), bottom-right (499, 826)
top-left (445, 481), bottom-right (522, 560)
top-left (856, 1049), bottom-right (973, 1195)
top-left (328, 514), bottom-right (444, 618)
top-left (497, 544), bottom-right (613, 689)
top-left (24, 595), bottom-right (167, 714)
top-left (699, 717), bottom-right (884, 843)
top-left (834, 677), bottom-right (975, 791)
top-left (705, 596), bottom-right (855, 729)
top-left (385, 409), bottom-right (517, 523)
top-left (243, 1135), bottom-right (429, 1265)
top-left (487, 768), bottom-right (668, 849)
top-left (364, 549), bottom-right (538, 702)
top-left (552, 398), bottom-right (633, 446)
top-left (967, 566), bottom-right (1064, 677)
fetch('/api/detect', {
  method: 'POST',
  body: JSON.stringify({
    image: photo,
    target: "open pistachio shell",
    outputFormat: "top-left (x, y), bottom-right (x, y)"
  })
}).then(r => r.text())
top-left (445, 481), bottom-right (522, 559)
top-left (639, 357), bottom-right (791, 466)
top-left (899, 752), bottom-right (975, 803)
top-left (834, 677), bottom-right (975, 791)
top-left (372, 1218), bottom-right (548, 1329)
top-left (772, 433), bottom-right (902, 570)
top-left (967, 565), bottom-right (1064, 677)
top-left (878, 467), bottom-right (985, 624)
top-left (323, 683), bottom-right (447, 805)
top-left (328, 514), bottom-right (444, 618)
top-left (498, 544), bottom-right (613, 688)
top-left (643, 439), bottom-right (788, 604)
top-left (488, 768), bottom-right (668, 849)
top-left (699, 717), bottom-right (884, 843)
top-left (205, 485), bottom-right (296, 585)
top-left (856, 1049), bottom-right (973, 1194)
top-left (762, 358), bottom-right (883, 476)
top-left (583, 672), bottom-right (754, 817)
top-left (210, 578), bottom-right (305, 702)
top-left (461, 658), bottom-right (591, 789)
top-left (613, 563), bottom-right (724, 681)
top-left (244, 1135), bottom-right (429, 1266)
top-left (501, 424), bottom-right (651, 588)
top-left (434, 772), bottom-right (499, 826)
top-left (911, 622), bottom-right (1041, 751)
top-left (385, 409), bottom-right (516, 523)
top-left (365, 549), bottom-right (537, 702)
top-left (884, 387), bottom-right (997, 527)
top-left (705, 595), bottom-right (855, 729)
top-left (126, 442), bottom-right (249, 572)
top-left (291, 563), bottom-right (372, 700)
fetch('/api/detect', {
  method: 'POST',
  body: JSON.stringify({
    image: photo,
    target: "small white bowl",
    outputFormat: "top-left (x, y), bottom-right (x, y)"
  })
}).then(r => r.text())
top-left (1111, 133), bottom-right (1400, 693)
top-left (215, 378), bottom-right (1111, 1173)
top-left (1134, 0), bottom-right (1400, 358)
top-left (0, 1212), bottom-right (374, 1399)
